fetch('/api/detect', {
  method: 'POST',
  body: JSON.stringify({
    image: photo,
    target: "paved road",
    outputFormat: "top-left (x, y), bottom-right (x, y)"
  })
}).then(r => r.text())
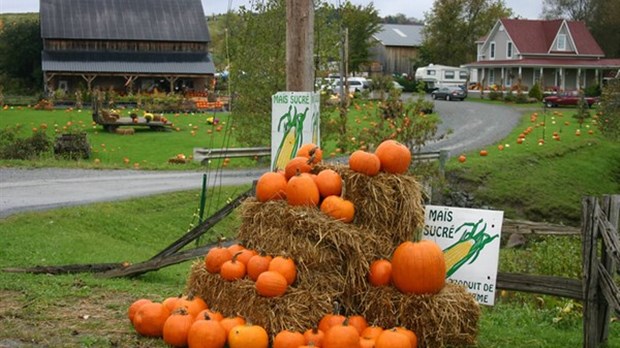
top-left (0, 99), bottom-right (526, 218)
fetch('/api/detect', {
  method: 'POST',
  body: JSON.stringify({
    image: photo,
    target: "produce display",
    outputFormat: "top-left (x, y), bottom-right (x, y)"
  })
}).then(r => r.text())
top-left (128, 140), bottom-right (480, 347)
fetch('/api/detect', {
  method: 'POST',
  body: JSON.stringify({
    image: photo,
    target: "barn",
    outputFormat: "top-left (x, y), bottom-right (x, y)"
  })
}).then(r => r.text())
top-left (40, 0), bottom-right (215, 96)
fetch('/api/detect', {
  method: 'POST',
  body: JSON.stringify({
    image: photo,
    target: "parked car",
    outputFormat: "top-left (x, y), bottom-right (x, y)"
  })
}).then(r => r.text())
top-left (543, 91), bottom-right (599, 108)
top-left (330, 77), bottom-right (370, 95)
top-left (392, 81), bottom-right (404, 90)
top-left (431, 86), bottom-right (467, 101)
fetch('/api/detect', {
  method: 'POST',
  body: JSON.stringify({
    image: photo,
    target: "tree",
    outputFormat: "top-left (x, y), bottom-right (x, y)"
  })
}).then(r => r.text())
top-left (421, 0), bottom-right (512, 67)
top-left (0, 16), bottom-right (43, 94)
top-left (597, 79), bottom-right (620, 140)
top-left (339, 2), bottom-right (382, 74)
top-left (541, 0), bottom-right (593, 21)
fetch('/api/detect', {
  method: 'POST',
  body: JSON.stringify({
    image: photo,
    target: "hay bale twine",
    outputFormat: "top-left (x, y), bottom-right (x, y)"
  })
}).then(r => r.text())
top-left (358, 283), bottom-right (480, 348)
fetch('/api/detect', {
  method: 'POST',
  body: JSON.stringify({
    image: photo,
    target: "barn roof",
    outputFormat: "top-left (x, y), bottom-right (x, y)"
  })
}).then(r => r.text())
top-left (373, 24), bottom-right (423, 47)
top-left (42, 51), bottom-right (215, 74)
top-left (40, 0), bottom-right (210, 42)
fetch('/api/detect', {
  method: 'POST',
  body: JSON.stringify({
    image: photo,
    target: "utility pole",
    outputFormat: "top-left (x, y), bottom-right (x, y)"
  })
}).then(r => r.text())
top-left (286, 0), bottom-right (314, 91)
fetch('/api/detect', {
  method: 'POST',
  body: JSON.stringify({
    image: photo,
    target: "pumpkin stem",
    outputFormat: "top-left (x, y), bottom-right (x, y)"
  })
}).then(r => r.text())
top-left (231, 251), bottom-right (243, 263)
top-left (332, 300), bottom-right (341, 315)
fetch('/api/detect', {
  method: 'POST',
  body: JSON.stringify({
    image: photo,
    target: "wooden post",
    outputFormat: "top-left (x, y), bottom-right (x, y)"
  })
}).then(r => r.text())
top-left (598, 195), bottom-right (619, 343)
top-left (286, 0), bottom-right (314, 91)
top-left (582, 196), bottom-right (600, 348)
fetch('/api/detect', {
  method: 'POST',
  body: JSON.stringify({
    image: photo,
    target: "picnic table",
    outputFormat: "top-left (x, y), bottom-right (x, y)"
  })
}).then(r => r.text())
top-left (92, 102), bottom-right (172, 132)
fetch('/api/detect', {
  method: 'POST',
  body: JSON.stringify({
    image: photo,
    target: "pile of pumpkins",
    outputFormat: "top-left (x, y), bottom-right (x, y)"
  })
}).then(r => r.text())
top-left (256, 139), bottom-right (412, 223)
top-left (204, 243), bottom-right (296, 298)
top-left (128, 292), bottom-right (419, 347)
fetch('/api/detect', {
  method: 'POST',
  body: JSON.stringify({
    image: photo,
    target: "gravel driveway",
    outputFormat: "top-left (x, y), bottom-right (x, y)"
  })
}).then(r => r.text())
top-left (0, 98), bottom-right (527, 218)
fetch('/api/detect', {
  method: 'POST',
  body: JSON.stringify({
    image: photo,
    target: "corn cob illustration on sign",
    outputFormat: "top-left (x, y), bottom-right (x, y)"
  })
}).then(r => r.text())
top-left (271, 92), bottom-right (321, 171)
top-left (423, 205), bottom-right (503, 305)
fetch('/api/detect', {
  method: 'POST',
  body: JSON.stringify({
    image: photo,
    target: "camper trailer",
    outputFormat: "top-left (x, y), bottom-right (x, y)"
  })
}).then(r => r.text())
top-left (415, 64), bottom-right (469, 91)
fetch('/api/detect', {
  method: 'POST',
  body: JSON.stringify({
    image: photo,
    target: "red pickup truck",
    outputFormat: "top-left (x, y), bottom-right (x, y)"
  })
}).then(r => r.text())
top-left (543, 91), bottom-right (599, 108)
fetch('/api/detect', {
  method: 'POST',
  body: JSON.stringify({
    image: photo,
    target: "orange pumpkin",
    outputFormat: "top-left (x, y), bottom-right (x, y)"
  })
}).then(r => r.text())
top-left (375, 328), bottom-right (411, 348)
top-left (458, 155), bottom-right (466, 163)
top-left (361, 326), bottom-right (384, 341)
top-left (255, 271), bottom-right (288, 297)
top-left (284, 156), bottom-right (313, 180)
top-left (349, 150), bottom-right (380, 176)
top-left (176, 293), bottom-right (208, 317)
top-left (348, 315), bottom-right (369, 336)
top-left (194, 309), bottom-right (224, 322)
top-left (228, 324), bottom-right (269, 348)
top-left (128, 298), bottom-right (152, 324)
top-left (133, 302), bottom-right (171, 337)
top-left (320, 195), bottom-right (355, 223)
top-left (395, 327), bottom-right (418, 348)
top-left (315, 169), bottom-right (342, 198)
top-left (359, 336), bottom-right (377, 348)
top-left (296, 143), bottom-right (323, 164)
top-left (235, 248), bottom-right (258, 266)
top-left (374, 140), bottom-right (411, 174)
top-left (163, 308), bottom-right (194, 347)
top-left (391, 240), bottom-right (446, 295)
top-left (303, 327), bottom-right (325, 346)
top-left (256, 171), bottom-right (287, 202)
top-left (318, 307), bottom-right (346, 333)
top-left (227, 243), bottom-right (245, 254)
top-left (162, 295), bottom-right (182, 313)
top-left (205, 246), bottom-right (233, 274)
top-left (220, 252), bottom-right (247, 281)
top-left (368, 259), bottom-right (392, 286)
top-left (273, 329), bottom-right (306, 348)
top-left (269, 256), bottom-right (297, 285)
top-left (286, 173), bottom-right (320, 206)
top-left (322, 321), bottom-right (360, 348)
top-left (246, 254), bottom-right (273, 281)
top-left (479, 149), bottom-right (488, 156)
top-left (220, 316), bottom-right (246, 336)
top-left (187, 318), bottom-right (227, 348)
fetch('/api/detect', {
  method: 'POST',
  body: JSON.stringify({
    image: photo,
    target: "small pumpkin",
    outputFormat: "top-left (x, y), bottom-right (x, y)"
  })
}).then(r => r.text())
top-left (268, 256), bottom-right (297, 285)
top-left (349, 150), bottom-right (380, 176)
top-left (361, 326), bottom-right (384, 341)
top-left (303, 327), bottom-right (325, 346)
top-left (348, 315), bottom-right (369, 336)
top-left (228, 324), bottom-right (269, 348)
top-left (220, 316), bottom-right (246, 336)
top-left (133, 302), bottom-right (171, 337)
top-left (457, 155), bottom-right (466, 163)
top-left (374, 140), bottom-right (411, 174)
top-left (255, 271), bottom-right (288, 297)
top-left (273, 329), bottom-right (306, 348)
top-left (315, 169), bottom-right (342, 198)
top-left (194, 309), bottom-right (224, 322)
top-left (256, 171), bottom-right (287, 202)
top-left (187, 318), bottom-right (227, 348)
top-left (359, 336), bottom-right (377, 348)
top-left (284, 156), bottom-right (313, 180)
top-left (368, 259), bottom-right (392, 286)
top-left (163, 308), bottom-right (194, 347)
top-left (128, 298), bottom-right (152, 324)
top-left (296, 143), bottom-right (323, 164)
top-left (227, 243), bottom-right (245, 254)
top-left (246, 253), bottom-right (273, 281)
top-left (479, 149), bottom-right (488, 156)
top-left (318, 302), bottom-right (346, 333)
top-left (322, 320), bottom-right (360, 348)
top-left (205, 246), bottom-right (233, 274)
top-left (320, 195), bottom-right (355, 223)
top-left (162, 294), bottom-right (182, 313)
top-left (395, 327), bottom-right (418, 348)
top-left (391, 240), bottom-right (446, 295)
top-left (375, 328), bottom-right (411, 348)
top-left (220, 252), bottom-right (247, 281)
top-left (286, 173), bottom-right (320, 207)
top-left (175, 293), bottom-right (208, 317)
top-left (235, 248), bottom-right (258, 266)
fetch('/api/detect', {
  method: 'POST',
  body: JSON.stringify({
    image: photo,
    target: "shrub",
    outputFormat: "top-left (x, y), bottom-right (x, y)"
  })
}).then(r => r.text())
top-left (573, 91), bottom-right (591, 126)
top-left (528, 83), bottom-right (543, 101)
top-left (514, 92), bottom-right (529, 104)
top-left (488, 90), bottom-right (502, 101)
top-left (584, 84), bottom-right (601, 97)
top-left (0, 126), bottom-right (53, 160)
top-left (503, 91), bottom-right (515, 103)
top-left (597, 79), bottom-right (620, 140)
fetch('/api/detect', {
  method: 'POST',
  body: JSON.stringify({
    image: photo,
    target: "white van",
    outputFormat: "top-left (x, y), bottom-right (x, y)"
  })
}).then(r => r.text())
top-left (415, 64), bottom-right (469, 91)
top-left (330, 77), bottom-right (370, 95)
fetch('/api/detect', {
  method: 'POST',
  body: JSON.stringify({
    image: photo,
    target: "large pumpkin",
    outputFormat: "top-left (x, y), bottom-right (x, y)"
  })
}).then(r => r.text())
top-left (391, 240), bottom-right (446, 294)
top-left (349, 150), bottom-right (380, 176)
top-left (256, 171), bottom-right (287, 202)
top-left (374, 140), bottom-right (411, 174)
top-left (286, 173), bottom-right (320, 207)
top-left (133, 302), bottom-right (171, 337)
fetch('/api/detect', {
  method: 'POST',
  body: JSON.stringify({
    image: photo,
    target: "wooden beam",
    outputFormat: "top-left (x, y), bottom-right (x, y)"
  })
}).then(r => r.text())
top-left (496, 272), bottom-right (583, 300)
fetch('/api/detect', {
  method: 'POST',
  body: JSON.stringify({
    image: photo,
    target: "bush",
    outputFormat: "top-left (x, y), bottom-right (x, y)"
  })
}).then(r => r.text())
top-left (597, 79), bottom-right (620, 140)
top-left (503, 91), bottom-right (515, 103)
top-left (528, 83), bottom-right (543, 101)
top-left (584, 84), bottom-right (601, 97)
top-left (514, 92), bottom-right (529, 104)
top-left (488, 90), bottom-right (503, 101)
top-left (0, 126), bottom-right (53, 160)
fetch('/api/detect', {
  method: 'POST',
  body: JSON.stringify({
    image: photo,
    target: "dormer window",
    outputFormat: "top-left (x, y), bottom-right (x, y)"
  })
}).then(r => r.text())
top-left (507, 42), bottom-right (513, 58)
top-left (557, 34), bottom-right (566, 51)
top-left (490, 42), bottom-right (496, 59)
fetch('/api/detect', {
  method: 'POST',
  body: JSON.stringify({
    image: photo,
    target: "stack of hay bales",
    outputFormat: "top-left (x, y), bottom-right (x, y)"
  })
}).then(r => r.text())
top-left (186, 163), bottom-right (480, 347)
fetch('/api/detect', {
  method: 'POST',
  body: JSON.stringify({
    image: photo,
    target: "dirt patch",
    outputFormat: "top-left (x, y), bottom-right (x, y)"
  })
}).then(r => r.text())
top-left (0, 290), bottom-right (164, 347)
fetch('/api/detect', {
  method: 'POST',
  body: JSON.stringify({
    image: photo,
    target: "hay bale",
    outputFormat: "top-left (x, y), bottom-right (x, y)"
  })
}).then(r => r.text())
top-left (358, 283), bottom-right (480, 348)
top-left (186, 261), bottom-right (336, 337)
top-left (315, 164), bottom-right (425, 246)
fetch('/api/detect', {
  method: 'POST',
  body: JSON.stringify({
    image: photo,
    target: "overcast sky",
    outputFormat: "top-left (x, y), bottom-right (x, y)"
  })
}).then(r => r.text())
top-left (1, 0), bottom-right (543, 19)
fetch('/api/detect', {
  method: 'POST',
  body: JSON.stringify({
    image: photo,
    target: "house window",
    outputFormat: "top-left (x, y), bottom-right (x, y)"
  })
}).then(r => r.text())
top-left (488, 69), bottom-right (495, 84)
top-left (445, 71), bottom-right (455, 79)
top-left (507, 42), bottom-right (513, 58)
top-left (533, 69), bottom-right (541, 84)
top-left (557, 34), bottom-right (566, 51)
top-left (427, 70), bottom-right (436, 76)
top-left (459, 71), bottom-right (469, 80)
top-left (490, 42), bottom-right (496, 59)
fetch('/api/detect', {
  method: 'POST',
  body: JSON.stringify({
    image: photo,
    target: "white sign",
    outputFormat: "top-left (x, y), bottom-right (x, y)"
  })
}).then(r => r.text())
top-left (423, 205), bottom-right (503, 305)
top-left (271, 92), bottom-right (320, 171)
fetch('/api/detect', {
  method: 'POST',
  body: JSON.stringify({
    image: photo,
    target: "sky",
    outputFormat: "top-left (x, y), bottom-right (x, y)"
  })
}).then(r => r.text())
top-left (1, 0), bottom-right (544, 20)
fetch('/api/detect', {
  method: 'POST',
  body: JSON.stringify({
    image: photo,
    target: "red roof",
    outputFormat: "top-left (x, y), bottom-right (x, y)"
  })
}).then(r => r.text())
top-left (466, 58), bottom-right (620, 68)
top-left (500, 18), bottom-right (604, 56)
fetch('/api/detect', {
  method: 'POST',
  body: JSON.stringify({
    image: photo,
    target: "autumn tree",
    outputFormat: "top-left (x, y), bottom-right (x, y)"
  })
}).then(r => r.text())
top-left (420, 0), bottom-right (512, 67)
top-left (338, 2), bottom-right (382, 74)
top-left (0, 15), bottom-right (43, 94)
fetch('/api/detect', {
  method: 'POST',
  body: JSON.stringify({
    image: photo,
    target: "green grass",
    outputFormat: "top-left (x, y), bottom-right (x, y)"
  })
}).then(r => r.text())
top-left (445, 109), bottom-right (620, 225)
